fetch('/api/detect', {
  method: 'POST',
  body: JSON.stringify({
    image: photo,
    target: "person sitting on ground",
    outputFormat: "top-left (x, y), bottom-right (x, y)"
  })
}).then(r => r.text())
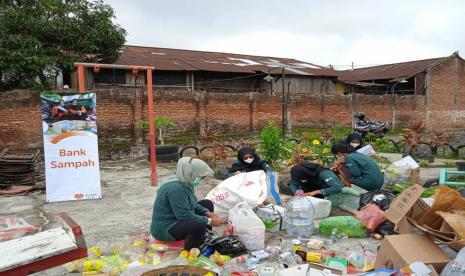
top-left (227, 146), bottom-right (271, 176)
top-left (345, 133), bottom-right (364, 152)
top-left (331, 143), bottom-right (384, 191)
top-left (51, 100), bottom-right (68, 120)
top-left (150, 157), bottom-right (225, 250)
top-left (68, 99), bottom-right (87, 120)
top-left (279, 162), bottom-right (342, 198)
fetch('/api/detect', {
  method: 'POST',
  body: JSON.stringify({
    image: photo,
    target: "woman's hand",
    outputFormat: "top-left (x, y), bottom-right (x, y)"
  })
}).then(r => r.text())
top-left (206, 211), bottom-right (225, 226)
top-left (210, 216), bottom-right (224, 227)
top-left (305, 190), bottom-right (320, 197)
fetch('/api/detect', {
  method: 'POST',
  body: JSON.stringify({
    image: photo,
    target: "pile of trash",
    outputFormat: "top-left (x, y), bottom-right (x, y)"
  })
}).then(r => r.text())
top-left (63, 159), bottom-right (465, 275)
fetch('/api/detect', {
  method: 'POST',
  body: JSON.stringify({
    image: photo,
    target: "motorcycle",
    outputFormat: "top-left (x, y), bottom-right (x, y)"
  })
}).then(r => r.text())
top-left (353, 112), bottom-right (389, 140)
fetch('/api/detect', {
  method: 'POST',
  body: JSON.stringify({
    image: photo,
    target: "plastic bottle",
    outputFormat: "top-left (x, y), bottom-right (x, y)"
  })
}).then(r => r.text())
top-left (279, 252), bottom-right (303, 268)
top-left (188, 248), bottom-right (201, 263)
top-left (224, 255), bottom-right (249, 273)
top-left (87, 245), bottom-right (102, 259)
top-left (284, 190), bottom-right (315, 239)
top-left (319, 216), bottom-right (367, 238)
top-left (64, 260), bottom-right (83, 273)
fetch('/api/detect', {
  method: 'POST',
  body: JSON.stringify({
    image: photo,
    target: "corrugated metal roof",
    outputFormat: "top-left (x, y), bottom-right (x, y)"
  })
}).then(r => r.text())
top-left (116, 45), bottom-right (338, 77)
top-left (338, 57), bottom-right (445, 82)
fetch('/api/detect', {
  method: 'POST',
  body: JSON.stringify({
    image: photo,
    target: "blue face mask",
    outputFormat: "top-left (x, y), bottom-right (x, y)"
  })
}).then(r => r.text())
top-left (192, 177), bottom-right (204, 187)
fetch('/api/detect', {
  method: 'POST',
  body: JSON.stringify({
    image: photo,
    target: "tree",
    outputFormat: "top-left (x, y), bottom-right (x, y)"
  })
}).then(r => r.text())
top-left (0, 0), bottom-right (126, 91)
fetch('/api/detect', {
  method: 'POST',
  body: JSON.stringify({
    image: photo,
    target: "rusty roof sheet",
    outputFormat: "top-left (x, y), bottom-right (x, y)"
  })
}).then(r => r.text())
top-left (338, 57), bottom-right (445, 82)
top-left (116, 45), bottom-right (338, 77)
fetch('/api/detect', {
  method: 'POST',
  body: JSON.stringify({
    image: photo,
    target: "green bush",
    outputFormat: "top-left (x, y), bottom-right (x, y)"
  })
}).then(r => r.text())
top-left (259, 121), bottom-right (284, 167)
top-left (137, 117), bottom-right (176, 145)
top-left (370, 138), bottom-right (399, 153)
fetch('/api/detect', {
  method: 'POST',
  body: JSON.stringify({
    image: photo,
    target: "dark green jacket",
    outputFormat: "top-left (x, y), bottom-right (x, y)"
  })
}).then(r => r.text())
top-left (345, 152), bottom-right (384, 191)
top-left (150, 180), bottom-right (208, 241)
top-left (290, 169), bottom-right (342, 196)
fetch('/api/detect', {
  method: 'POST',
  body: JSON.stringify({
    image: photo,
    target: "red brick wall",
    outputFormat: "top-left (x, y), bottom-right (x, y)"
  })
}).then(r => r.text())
top-left (0, 77), bottom-right (463, 158)
top-left (426, 56), bottom-right (465, 129)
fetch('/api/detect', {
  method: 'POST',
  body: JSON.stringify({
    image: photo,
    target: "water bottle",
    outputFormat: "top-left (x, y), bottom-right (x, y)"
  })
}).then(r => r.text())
top-left (284, 190), bottom-right (315, 239)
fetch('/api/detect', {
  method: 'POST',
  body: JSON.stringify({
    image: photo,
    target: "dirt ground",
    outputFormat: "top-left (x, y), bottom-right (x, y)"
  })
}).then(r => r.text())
top-left (0, 154), bottom-right (459, 275)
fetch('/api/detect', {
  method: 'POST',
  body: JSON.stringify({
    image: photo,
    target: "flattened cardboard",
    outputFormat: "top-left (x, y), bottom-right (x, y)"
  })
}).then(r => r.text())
top-left (385, 184), bottom-right (424, 228)
top-left (374, 234), bottom-right (450, 272)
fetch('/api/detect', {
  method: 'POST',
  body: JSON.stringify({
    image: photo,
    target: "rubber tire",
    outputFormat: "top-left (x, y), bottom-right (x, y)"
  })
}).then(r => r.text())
top-left (155, 145), bottom-right (179, 155)
top-left (423, 178), bottom-right (439, 188)
top-left (156, 152), bottom-right (180, 162)
top-left (180, 146), bottom-right (200, 157)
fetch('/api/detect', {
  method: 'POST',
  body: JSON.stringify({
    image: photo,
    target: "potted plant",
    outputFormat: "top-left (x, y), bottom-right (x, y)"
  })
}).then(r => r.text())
top-left (137, 117), bottom-right (179, 162)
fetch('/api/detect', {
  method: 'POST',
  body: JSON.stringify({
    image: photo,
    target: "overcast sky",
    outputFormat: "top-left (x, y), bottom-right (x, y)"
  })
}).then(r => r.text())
top-left (106, 0), bottom-right (465, 69)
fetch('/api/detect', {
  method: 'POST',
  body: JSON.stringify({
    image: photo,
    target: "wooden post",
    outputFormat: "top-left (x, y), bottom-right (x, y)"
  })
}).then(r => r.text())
top-left (77, 64), bottom-right (85, 93)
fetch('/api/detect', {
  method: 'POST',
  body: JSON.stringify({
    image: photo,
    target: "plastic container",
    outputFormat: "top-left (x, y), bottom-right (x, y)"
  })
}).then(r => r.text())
top-left (326, 185), bottom-right (368, 212)
top-left (284, 190), bottom-right (315, 239)
top-left (319, 216), bottom-right (367, 238)
top-left (304, 196), bottom-right (331, 219)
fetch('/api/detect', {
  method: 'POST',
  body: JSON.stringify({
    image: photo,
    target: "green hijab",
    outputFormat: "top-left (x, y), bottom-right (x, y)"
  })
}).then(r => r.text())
top-left (176, 157), bottom-right (214, 186)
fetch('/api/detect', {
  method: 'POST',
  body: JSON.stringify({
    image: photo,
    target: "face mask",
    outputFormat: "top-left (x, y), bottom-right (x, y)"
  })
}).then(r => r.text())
top-left (350, 143), bottom-right (360, 148)
top-left (337, 155), bottom-right (345, 161)
top-left (244, 158), bottom-right (254, 164)
top-left (191, 177), bottom-right (204, 187)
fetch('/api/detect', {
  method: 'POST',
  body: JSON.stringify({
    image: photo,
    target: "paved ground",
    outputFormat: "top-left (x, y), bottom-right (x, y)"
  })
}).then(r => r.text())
top-left (0, 153), bottom-right (460, 275)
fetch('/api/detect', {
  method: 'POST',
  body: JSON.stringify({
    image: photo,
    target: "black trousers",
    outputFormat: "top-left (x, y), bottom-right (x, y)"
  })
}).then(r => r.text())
top-left (168, 199), bottom-right (214, 250)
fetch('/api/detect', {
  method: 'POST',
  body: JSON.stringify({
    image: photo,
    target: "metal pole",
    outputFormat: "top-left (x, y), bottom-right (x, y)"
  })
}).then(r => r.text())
top-left (281, 67), bottom-right (286, 137)
top-left (146, 69), bottom-right (158, 186)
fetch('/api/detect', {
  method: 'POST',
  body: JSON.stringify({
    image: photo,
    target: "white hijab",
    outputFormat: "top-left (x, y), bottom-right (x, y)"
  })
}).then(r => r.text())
top-left (176, 157), bottom-right (213, 185)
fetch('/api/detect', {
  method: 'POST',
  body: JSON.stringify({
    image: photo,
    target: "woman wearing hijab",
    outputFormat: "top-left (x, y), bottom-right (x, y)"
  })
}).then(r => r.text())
top-left (150, 157), bottom-right (225, 250)
top-left (332, 143), bottom-right (384, 191)
top-left (345, 133), bottom-right (364, 152)
top-left (228, 147), bottom-right (271, 176)
top-left (279, 162), bottom-right (342, 197)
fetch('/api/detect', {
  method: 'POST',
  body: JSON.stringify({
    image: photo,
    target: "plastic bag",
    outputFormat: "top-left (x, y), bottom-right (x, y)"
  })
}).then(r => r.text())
top-left (227, 202), bottom-right (265, 251)
top-left (440, 247), bottom-right (465, 276)
top-left (319, 216), bottom-right (367, 238)
top-left (207, 235), bottom-right (248, 257)
top-left (352, 204), bottom-right (386, 233)
top-left (383, 156), bottom-right (419, 191)
top-left (0, 216), bottom-right (38, 242)
top-left (266, 171), bottom-right (282, 205)
top-left (359, 190), bottom-right (396, 211)
top-left (206, 171), bottom-right (268, 218)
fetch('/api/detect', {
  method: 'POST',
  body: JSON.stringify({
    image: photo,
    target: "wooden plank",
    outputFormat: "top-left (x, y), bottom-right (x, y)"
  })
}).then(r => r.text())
top-left (0, 228), bottom-right (77, 272)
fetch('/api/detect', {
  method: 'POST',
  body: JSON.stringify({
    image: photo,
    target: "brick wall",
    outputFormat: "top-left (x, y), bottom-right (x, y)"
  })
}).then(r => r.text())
top-left (1, 57), bottom-right (464, 159)
top-left (426, 56), bottom-right (465, 129)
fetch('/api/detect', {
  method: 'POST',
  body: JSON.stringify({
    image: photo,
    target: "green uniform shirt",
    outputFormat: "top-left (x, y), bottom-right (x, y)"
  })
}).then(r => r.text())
top-left (150, 180), bottom-right (208, 242)
top-left (290, 169), bottom-right (342, 196)
top-left (345, 152), bottom-right (384, 191)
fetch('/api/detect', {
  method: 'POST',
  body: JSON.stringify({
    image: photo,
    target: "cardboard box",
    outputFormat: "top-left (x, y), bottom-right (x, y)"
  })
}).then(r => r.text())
top-left (256, 204), bottom-right (285, 232)
top-left (374, 234), bottom-right (450, 272)
top-left (386, 184), bottom-right (465, 250)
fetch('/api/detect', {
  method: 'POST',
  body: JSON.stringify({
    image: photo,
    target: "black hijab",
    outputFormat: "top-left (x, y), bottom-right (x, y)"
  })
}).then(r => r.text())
top-left (229, 147), bottom-right (263, 173)
top-left (345, 133), bottom-right (364, 151)
top-left (290, 162), bottom-right (325, 192)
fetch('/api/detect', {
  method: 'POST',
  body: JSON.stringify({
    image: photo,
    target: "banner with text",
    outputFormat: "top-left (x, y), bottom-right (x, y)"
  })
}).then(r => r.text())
top-left (41, 92), bottom-right (101, 202)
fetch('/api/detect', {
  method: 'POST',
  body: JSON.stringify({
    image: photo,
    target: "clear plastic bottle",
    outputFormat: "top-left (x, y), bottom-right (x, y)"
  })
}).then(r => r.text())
top-left (284, 190), bottom-right (315, 239)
